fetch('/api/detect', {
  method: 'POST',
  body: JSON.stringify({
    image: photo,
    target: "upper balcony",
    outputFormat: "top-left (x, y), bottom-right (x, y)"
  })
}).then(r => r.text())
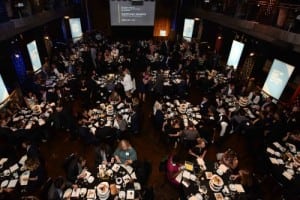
top-left (185, 0), bottom-right (300, 52)
top-left (0, 0), bottom-right (80, 41)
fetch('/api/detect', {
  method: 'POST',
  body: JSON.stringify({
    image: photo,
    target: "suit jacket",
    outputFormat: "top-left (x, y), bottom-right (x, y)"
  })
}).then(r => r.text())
top-left (67, 159), bottom-right (80, 183)
top-left (48, 183), bottom-right (63, 200)
top-left (27, 145), bottom-right (40, 160)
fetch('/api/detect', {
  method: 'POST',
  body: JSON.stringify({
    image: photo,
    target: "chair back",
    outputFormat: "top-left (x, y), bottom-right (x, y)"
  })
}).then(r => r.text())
top-left (39, 177), bottom-right (53, 200)
top-left (63, 153), bottom-right (77, 173)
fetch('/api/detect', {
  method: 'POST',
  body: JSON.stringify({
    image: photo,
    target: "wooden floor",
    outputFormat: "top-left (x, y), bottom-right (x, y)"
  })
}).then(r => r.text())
top-left (36, 86), bottom-right (284, 200)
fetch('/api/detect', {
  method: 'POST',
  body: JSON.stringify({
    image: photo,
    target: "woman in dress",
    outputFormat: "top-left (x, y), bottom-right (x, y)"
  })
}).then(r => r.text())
top-left (139, 66), bottom-right (152, 102)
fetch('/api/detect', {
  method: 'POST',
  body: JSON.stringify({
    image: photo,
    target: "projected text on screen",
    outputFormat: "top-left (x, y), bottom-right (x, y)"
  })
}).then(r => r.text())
top-left (262, 59), bottom-right (295, 100)
top-left (27, 40), bottom-right (42, 72)
top-left (226, 40), bottom-right (245, 69)
top-left (110, 0), bottom-right (155, 26)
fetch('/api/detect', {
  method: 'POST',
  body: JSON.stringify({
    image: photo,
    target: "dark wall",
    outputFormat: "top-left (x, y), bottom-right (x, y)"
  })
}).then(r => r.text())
top-left (87, 0), bottom-right (111, 34)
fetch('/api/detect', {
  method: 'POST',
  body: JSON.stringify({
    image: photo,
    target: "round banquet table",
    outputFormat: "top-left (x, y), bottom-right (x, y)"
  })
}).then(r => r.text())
top-left (64, 163), bottom-right (142, 200)
top-left (266, 141), bottom-right (300, 196)
top-left (181, 161), bottom-right (246, 200)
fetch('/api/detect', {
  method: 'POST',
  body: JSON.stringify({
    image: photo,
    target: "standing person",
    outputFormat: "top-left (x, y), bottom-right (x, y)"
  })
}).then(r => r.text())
top-left (121, 68), bottom-right (133, 98)
top-left (139, 66), bottom-right (152, 102)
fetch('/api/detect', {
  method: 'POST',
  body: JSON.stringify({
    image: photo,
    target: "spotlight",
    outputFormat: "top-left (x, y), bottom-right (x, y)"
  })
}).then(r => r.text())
top-left (194, 18), bottom-right (200, 21)
top-left (44, 36), bottom-right (49, 40)
top-left (217, 36), bottom-right (222, 40)
top-left (249, 52), bottom-right (255, 57)
top-left (64, 16), bottom-right (70, 19)
top-left (159, 30), bottom-right (167, 37)
top-left (15, 54), bottom-right (20, 58)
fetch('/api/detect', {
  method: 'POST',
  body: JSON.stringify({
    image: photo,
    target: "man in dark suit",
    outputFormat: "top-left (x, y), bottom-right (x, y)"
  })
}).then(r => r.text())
top-left (21, 140), bottom-right (40, 160)
top-left (66, 156), bottom-right (87, 183)
top-left (48, 177), bottom-right (77, 200)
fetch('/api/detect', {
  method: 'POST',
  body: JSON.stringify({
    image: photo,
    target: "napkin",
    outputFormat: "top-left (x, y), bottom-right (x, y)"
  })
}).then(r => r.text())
top-left (121, 164), bottom-right (133, 174)
top-left (175, 171), bottom-right (183, 183)
top-left (190, 174), bottom-right (197, 182)
top-left (197, 158), bottom-right (207, 170)
top-left (20, 170), bottom-right (30, 186)
top-left (0, 158), bottom-right (8, 165)
top-left (117, 103), bottom-right (124, 109)
top-left (131, 172), bottom-right (137, 180)
top-left (25, 123), bottom-right (32, 130)
top-left (286, 143), bottom-right (296, 153)
top-left (182, 179), bottom-right (190, 188)
top-left (282, 171), bottom-right (293, 180)
top-left (7, 179), bottom-right (18, 188)
top-left (71, 189), bottom-right (80, 198)
top-left (126, 190), bottom-right (135, 200)
top-left (90, 127), bottom-right (96, 135)
top-left (269, 157), bottom-right (279, 165)
top-left (19, 155), bottom-right (27, 166)
top-left (9, 164), bottom-right (19, 172)
top-left (266, 147), bottom-right (275, 155)
top-left (235, 184), bottom-right (245, 193)
top-left (182, 170), bottom-right (191, 179)
top-left (273, 142), bottom-right (285, 152)
top-left (218, 164), bottom-right (228, 173)
top-left (38, 119), bottom-right (46, 126)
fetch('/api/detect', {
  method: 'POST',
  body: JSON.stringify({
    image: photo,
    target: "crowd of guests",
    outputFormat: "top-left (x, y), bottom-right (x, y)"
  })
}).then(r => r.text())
top-left (0, 30), bottom-right (298, 199)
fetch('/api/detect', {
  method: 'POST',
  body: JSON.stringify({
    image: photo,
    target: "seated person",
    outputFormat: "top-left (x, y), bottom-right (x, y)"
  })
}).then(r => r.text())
top-left (166, 152), bottom-right (183, 187)
top-left (188, 137), bottom-right (207, 160)
top-left (169, 122), bottom-right (199, 141)
top-left (114, 140), bottom-right (137, 165)
top-left (24, 92), bottom-right (39, 109)
top-left (114, 114), bottom-right (127, 134)
top-left (66, 156), bottom-right (87, 183)
top-left (95, 143), bottom-right (113, 166)
top-left (21, 140), bottom-right (40, 160)
top-left (108, 91), bottom-right (122, 104)
top-left (283, 131), bottom-right (300, 148)
top-left (24, 158), bottom-right (46, 192)
top-left (48, 176), bottom-right (78, 200)
top-left (219, 149), bottom-right (239, 171)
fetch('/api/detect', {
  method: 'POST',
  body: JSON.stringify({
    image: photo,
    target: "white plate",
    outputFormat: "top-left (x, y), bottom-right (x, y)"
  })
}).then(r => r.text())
top-left (80, 188), bottom-right (87, 196)
top-left (1, 180), bottom-right (8, 188)
top-left (229, 184), bottom-right (236, 191)
top-left (119, 191), bottom-right (126, 199)
top-left (87, 176), bottom-right (95, 183)
top-left (3, 170), bottom-right (10, 176)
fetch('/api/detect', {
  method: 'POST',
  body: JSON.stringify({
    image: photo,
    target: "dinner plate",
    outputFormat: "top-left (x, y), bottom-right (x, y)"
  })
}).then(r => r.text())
top-left (87, 176), bottom-right (95, 183)
top-left (116, 177), bottom-right (122, 185)
top-left (3, 170), bottom-right (10, 176)
top-left (80, 188), bottom-right (87, 196)
top-left (229, 184), bottom-right (236, 191)
top-left (119, 191), bottom-right (126, 199)
top-left (63, 188), bottom-right (72, 199)
top-left (1, 180), bottom-right (8, 188)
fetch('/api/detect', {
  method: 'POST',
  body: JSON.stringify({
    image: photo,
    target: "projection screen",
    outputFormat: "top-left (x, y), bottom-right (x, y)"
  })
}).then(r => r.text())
top-left (226, 40), bottom-right (245, 69)
top-left (69, 18), bottom-right (83, 42)
top-left (27, 40), bottom-right (42, 72)
top-left (0, 74), bottom-right (9, 104)
top-left (262, 59), bottom-right (295, 100)
top-left (183, 18), bottom-right (195, 41)
top-left (110, 0), bottom-right (156, 26)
